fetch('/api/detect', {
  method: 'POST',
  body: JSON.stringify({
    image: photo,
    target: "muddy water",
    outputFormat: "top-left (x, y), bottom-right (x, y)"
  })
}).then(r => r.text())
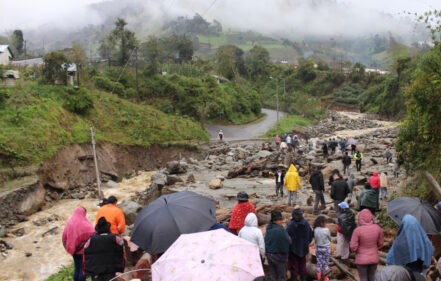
top-left (1, 171), bottom-right (155, 281)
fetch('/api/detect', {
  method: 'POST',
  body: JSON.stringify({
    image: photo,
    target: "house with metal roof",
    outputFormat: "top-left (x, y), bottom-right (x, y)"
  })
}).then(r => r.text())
top-left (12, 57), bottom-right (44, 67)
top-left (2, 70), bottom-right (20, 86)
top-left (0, 45), bottom-right (14, 65)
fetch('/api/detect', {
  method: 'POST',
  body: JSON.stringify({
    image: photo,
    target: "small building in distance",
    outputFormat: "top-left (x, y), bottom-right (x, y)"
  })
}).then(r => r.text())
top-left (0, 45), bottom-right (14, 65)
top-left (2, 70), bottom-right (20, 86)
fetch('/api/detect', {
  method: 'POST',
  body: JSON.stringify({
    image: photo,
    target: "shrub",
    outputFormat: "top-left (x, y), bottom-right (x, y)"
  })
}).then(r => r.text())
top-left (95, 76), bottom-right (113, 92)
top-left (63, 88), bottom-right (94, 115)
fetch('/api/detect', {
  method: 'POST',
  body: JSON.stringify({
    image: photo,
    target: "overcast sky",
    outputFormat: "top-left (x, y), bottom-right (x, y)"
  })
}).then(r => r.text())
top-left (0, 0), bottom-right (440, 33)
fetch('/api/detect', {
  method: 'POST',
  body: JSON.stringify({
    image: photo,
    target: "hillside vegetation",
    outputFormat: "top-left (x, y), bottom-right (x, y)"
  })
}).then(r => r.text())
top-left (0, 82), bottom-right (208, 168)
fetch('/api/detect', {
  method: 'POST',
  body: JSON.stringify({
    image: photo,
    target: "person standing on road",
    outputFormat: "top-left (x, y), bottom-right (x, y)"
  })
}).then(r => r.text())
top-left (228, 192), bottom-right (257, 234)
top-left (330, 171), bottom-right (350, 213)
top-left (350, 209), bottom-right (384, 281)
top-left (310, 165), bottom-right (325, 215)
top-left (354, 150), bottom-right (363, 171)
top-left (218, 130), bottom-right (223, 140)
top-left (62, 207), bottom-right (95, 281)
top-left (95, 196), bottom-right (125, 236)
top-left (265, 211), bottom-right (291, 281)
top-left (275, 168), bottom-right (285, 198)
top-left (342, 152), bottom-right (352, 176)
top-left (284, 164), bottom-right (302, 206)
top-left (379, 172), bottom-right (389, 200)
top-left (286, 208), bottom-right (313, 281)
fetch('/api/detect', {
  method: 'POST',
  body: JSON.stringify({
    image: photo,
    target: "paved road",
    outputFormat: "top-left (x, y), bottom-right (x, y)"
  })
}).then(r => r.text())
top-left (204, 108), bottom-right (287, 140)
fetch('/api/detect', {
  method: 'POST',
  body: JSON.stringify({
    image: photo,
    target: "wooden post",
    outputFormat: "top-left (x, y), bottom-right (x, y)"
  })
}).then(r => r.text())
top-left (90, 127), bottom-right (102, 198)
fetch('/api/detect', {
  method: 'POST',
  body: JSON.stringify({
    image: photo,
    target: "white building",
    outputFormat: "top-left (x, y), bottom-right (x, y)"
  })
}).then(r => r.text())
top-left (0, 45), bottom-right (14, 65)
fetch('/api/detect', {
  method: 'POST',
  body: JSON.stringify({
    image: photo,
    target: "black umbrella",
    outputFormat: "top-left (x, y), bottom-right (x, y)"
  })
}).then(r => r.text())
top-left (387, 197), bottom-right (441, 234)
top-left (131, 191), bottom-right (216, 254)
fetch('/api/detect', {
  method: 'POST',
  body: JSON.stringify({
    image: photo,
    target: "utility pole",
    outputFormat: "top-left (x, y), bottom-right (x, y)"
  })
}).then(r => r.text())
top-left (90, 127), bottom-right (102, 199)
top-left (135, 47), bottom-right (139, 101)
top-left (77, 64), bottom-right (80, 87)
top-left (24, 40), bottom-right (27, 62)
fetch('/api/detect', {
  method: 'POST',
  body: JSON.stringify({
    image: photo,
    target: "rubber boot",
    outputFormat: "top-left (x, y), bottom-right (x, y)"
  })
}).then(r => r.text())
top-left (316, 272), bottom-right (322, 280)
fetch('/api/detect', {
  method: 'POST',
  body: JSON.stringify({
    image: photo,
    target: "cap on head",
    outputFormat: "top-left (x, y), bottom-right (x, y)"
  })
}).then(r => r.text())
top-left (107, 196), bottom-right (117, 204)
top-left (97, 198), bottom-right (109, 207)
top-left (237, 191), bottom-right (249, 202)
top-left (317, 165), bottom-right (323, 170)
top-left (338, 202), bottom-right (349, 209)
top-left (437, 202), bottom-right (441, 210)
top-left (271, 210), bottom-right (283, 222)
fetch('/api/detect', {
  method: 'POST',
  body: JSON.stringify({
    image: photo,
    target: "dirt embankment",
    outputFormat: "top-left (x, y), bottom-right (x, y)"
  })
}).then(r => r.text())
top-left (0, 142), bottom-right (201, 227)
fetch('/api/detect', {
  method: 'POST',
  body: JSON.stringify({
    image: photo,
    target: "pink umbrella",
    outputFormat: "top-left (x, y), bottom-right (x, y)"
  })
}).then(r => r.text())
top-left (152, 229), bottom-right (264, 281)
top-left (348, 138), bottom-right (358, 145)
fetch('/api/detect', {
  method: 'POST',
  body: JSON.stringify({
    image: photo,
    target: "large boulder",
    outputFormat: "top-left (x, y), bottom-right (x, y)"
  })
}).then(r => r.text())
top-left (103, 180), bottom-right (119, 189)
top-left (166, 161), bottom-right (188, 174)
top-left (150, 172), bottom-right (167, 190)
top-left (166, 175), bottom-right (183, 185)
top-left (209, 178), bottom-right (223, 189)
top-left (119, 201), bottom-right (143, 225)
top-left (257, 150), bottom-right (272, 158)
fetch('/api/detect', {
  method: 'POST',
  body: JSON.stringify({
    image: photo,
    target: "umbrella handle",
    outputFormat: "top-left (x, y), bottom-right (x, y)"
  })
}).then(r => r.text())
top-left (108, 269), bottom-right (151, 281)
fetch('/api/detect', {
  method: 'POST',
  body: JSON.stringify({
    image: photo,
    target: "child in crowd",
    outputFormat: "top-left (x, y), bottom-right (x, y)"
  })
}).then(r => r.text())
top-left (313, 216), bottom-right (331, 281)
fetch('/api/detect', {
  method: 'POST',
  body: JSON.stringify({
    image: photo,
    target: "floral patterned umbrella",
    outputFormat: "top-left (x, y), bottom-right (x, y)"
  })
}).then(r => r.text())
top-left (152, 229), bottom-right (264, 281)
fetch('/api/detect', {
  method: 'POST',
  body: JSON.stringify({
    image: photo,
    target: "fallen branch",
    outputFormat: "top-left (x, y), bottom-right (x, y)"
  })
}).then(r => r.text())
top-left (330, 257), bottom-right (359, 281)
top-left (41, 226), bottom-right (58, 237)
top-left (423, 171), bottom-right (441, 200)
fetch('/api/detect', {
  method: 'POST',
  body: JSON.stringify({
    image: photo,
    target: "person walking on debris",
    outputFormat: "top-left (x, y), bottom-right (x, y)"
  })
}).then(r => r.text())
top-left (385, 146), bottom-right (393, 164)
top-left (369, 171), bottom-right (381, 196)
top-left (95, 196), bottom-right (125, 236)
top-left (239, 213), bottom-right (265, 258)
top-left (354, 150), bottom-right (363, 171)
top-left (310, 165), bottom-right (325, 215)
top-left (357, 183), bottom-right (379, 215)
top-left (386, 214), bottom-right (434, 281)
top-left (293, 134), bottom-right (299, 152)
top-left (336, 202), bottom-right (356, 266)
top-left (305, 132), bottom-right (309, 144)
top-left (84, 217), bottom-right (125, 281)
top-left (286, 134), bottom-right (292, 150)
top-left (265, 211), bottom-right (291, 281)
top-left (284, 164), bottom-right (302, 206)
top-left (275, 135), bottom-right (281, 150)
top-left (330, 170), bottom-right (350, 213)
top-left (351, 143), bottom-right (357, 155)
top-left (313, 216), bottom-right (331, 281)
top-left (379, 172), bottom-right (389, 200)
top-left (228, 191), bottom-right (257, 234)
top-left (218, 130), bottom-right (223, 140)
top-left (394, 161), bottom-right (400, 178)
top-left (346, 174), bottom-right (355, 200)
top-left (275, 168), bottom-right (285, 198)
top-left (322, 142), bottom-right (329, 159)
top-left (62, 207), bottom-right (95, 281)
top-left (286, 208), bottom-right (313, 281)
top-left (350, 209), bottom-right (384, 281)
top-left (340, 139), bottom-right (347, 153)
top-left (342, 152), bottom-right (352, 175)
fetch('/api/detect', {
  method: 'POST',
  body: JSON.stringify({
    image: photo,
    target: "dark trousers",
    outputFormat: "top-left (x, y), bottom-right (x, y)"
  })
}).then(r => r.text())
top-left (276, 182), bottom-right (283, 197)
top-left (343, 164), bottom-right (350, 175)
top-left (356, 160), bottom-right (362, 171)
top-left (314, 190), bottom-right (325, 212)
top-left (91, 273), bottom-right (116, 281)
top-left (289, 253), bottom-right (307, 278)
top-left (357, 264), bottom-right (377, 281)
top-left (267, 255), bottom-right (287, 281)
top-left (334, 199), bottom-right (343, 214)
top-left (73, 254), bottom-right (86, 281)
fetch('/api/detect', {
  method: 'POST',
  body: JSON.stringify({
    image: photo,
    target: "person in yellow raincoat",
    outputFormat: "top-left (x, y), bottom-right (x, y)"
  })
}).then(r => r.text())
top-left (284, 164), bottom-right (302, 206)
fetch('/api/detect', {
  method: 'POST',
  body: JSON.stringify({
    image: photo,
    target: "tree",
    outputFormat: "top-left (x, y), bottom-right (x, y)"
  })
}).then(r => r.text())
top-left (296, 58), bottom-right (316, 82)
top-left (42, 51), bottom-right (70, 85)
top-left (350, 62), bottom-right (365, 83)
top-left (11, 30), bottom-right (24, 54)
top-left (216, 45), bottom-right (246, 80)
top-left (160, 34), bottom-right (194, 63)
top-left (99, 18), bottom-right (137, 66)
top-left (141, 36), bottom-right (160, 76)
top-left (317, 60), bottom-right (330, 71)
top-left (394, 56), bottom-right (412, 80)
top-left (246, 45), bottom-right (270, 81)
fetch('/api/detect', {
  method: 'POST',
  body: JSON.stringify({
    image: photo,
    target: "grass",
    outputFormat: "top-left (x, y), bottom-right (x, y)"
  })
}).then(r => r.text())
top-left (0, 82), bottom-right (209, 168)
top-left (47, 264), bottom-right (92, 281)
top-left (263, 115), bottom-right (312, 137)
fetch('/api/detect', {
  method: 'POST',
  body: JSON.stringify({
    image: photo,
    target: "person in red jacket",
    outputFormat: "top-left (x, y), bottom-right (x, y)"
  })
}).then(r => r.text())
top-left (350, 209), bottom-right (384, 281)
top-left (368, 171), bottom-right (381, 195)
top-left (228, 192), bottom-right (257, 234)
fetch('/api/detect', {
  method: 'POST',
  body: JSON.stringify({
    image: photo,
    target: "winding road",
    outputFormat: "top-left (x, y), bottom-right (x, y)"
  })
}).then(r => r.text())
top-left (204, 108), bottom-right (287, 140)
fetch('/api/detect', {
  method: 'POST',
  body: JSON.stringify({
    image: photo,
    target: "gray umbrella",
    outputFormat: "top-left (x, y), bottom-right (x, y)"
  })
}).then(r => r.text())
top-left (387, 197), bottom-right (441, 234)
top-left (131, 191), bottom-right (216, 254)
